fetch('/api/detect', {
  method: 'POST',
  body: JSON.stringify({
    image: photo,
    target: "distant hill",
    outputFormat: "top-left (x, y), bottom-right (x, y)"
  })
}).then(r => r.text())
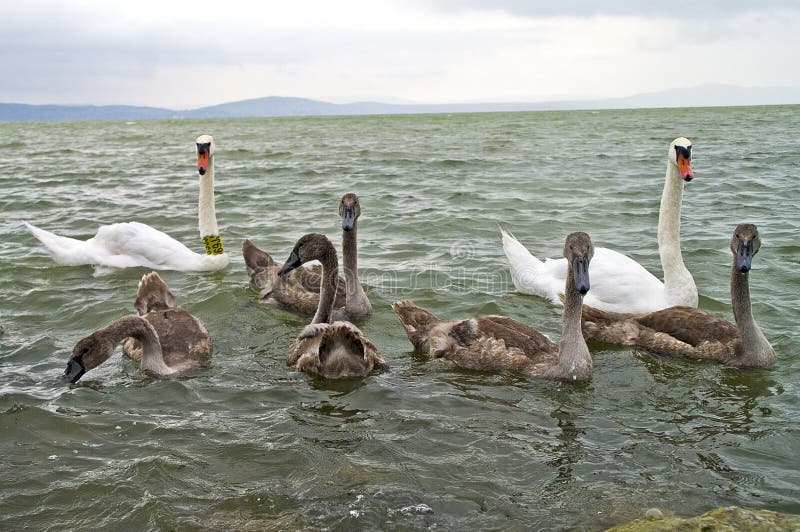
top-left (0, 103), bottom-right (175, 122)
top-left (2, 84), bottom-right (799, 122)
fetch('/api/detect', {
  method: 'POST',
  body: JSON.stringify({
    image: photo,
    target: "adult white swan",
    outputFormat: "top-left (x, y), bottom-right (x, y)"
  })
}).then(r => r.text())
top-left (501, 137), bottom-right (697, 313)
top-left (24, 135), bottom-right (229, 272)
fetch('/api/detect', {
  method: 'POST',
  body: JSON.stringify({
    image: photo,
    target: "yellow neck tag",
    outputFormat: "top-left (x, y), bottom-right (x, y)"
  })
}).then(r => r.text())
top-left (203, 235), bottom-right (225, 255)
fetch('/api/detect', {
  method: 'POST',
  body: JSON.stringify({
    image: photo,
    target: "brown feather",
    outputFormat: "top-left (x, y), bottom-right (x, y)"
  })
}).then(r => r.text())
top-left (134, 271), bottom-right (177, 315)
top-left (242, 239), bottom-right (346, 313)
top-left (120, 272), bottom-right (212, 371)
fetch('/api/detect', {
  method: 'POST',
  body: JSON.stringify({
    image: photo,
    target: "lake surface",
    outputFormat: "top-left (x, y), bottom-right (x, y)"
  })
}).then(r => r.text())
top-left (1, 107), bottom-right (798, 530)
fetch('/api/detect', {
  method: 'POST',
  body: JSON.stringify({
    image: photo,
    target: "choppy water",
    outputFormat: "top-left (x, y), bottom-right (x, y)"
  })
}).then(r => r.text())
top-left (1, 107), bottom-right (799, 530)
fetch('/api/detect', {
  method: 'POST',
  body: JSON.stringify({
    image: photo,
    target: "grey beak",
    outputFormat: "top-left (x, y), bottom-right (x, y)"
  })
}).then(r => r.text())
top-left (59, 356), bottom-right (85, 384)
top-left (278, 248), bottom-right (302, 276)
top-left (737, 240), bottom-right (754, 273)
top-left (572, 256), bottom-right (590, 295)
top-left (341, 206), bottom-right (355, 231)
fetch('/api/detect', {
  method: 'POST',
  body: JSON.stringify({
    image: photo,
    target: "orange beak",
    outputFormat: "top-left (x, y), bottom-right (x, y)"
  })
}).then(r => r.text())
top-left (197, 151), bottom-right (209, 175)
top-left (677, 153), bottom-right (693, 181)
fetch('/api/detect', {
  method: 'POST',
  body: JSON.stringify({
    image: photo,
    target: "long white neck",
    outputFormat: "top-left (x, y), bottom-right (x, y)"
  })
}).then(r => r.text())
top-left (657, 161), bottom-right (697, 306)
top-left (198, 157), bottom-right (224, 255)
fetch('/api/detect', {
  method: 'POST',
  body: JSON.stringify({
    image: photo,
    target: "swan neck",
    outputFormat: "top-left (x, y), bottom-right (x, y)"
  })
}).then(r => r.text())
top-left (343, 221), bottom-right (370, 315)
top-left (107, 316), bottom-right (171, 374)
top-left (730, 261), bottom-right (774, 365)
top-left (658, 162), bottom-right (695, 304)
top-left (312, 249), bottom-right (339, 324)
top-left (198, 157), bottom-right (224, 255)
top-left (555, 272), bottom-right (592, 380)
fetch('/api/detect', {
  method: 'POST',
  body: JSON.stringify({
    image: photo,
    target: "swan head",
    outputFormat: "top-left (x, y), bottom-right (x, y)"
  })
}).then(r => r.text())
top-left (731, 223), bottom-right (760, 273)
top-left (339, 193), bottom-right (361, 231)
top-left (58, 332), bottom-right (115, 384)
top-left (564, 232), bottom-right (593, 295)
top-left (195, 134), bottom-right (215, 176)
top-left (278, 233), bottom-right (336, 276)
top-left (669, 137), bottom-right (694, 181)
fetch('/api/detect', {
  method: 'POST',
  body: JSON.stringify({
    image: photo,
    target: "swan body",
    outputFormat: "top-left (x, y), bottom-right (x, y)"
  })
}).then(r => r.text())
top-left (278, 233), bottom-right (386, 379)
top-left (394, 232), bottom-right (595, 381)
top-left (581, 224), bottom-right (775, 367)
top-left (27, 134), bottom-right (229, 272)
top-left (502, 137), bottom-right (697, 313)
top-left (59, 272), bottom-right (212, 383)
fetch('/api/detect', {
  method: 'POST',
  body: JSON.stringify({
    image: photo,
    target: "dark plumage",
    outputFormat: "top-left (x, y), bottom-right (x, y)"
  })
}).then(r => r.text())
top-left (242, 238), bottom-right (346, 314)
top-left (393, 232), bottom-right (595, 381)
top-left (280, 233), bottom-right (386, 379)
top-left (60, 272), bottom-right (211, 384)
top-left (581, 224), bottom-right (775, 367)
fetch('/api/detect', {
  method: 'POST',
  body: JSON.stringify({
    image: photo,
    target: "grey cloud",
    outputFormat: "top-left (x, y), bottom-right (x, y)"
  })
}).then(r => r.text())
top-left (418, 0), bottom-right (800, 19)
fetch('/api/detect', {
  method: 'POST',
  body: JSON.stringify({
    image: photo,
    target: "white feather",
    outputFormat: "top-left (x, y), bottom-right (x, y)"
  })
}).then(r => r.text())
top-left (25, 135), bottom-right (229, 272)
top-left (500, 138), bottom-right (698, 313)
top-left (502, 229), bottom-right (665, 313)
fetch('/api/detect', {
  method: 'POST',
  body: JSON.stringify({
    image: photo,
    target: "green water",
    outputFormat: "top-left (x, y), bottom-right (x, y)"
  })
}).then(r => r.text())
top-left (1, 107), bottom-right (798, 530)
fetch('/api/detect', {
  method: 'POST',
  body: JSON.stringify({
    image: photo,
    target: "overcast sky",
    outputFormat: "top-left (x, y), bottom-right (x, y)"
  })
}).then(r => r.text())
top-left (1, 0), bottom-right (799, 108)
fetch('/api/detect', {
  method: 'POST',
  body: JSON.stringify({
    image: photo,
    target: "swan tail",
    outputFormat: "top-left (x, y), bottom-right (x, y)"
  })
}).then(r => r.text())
top-left (242, 239), bottom-right (278, 297)
top-left (242, 239), bottom-right (275, 272)
top-left (319, 323), bottom-right (366, 362)
top-left (135, 272), bottom-right (177, 315)
top-left (297, 322), bottom-right (382, 377)
top-left (391, 300), bottom-right (443, 353)
top-left (500, 228), bottom-right (555, 297)
top-left (500, 227), bottom-right (543, 265)
top-left (24, 221), bottom-right (92, 265)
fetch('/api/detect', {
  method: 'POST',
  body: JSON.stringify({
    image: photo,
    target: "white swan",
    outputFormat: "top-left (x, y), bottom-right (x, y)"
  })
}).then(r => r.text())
top-left (501, 137), bottom-right (697, 313)
top-left (24, 135), bottom-right (229, 272)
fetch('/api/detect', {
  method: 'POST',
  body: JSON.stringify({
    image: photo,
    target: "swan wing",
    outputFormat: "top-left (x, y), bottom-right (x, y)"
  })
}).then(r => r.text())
top-left (89, 222), bottom-right (200, 268)
top-left (634, 307), bottom-right (738, 348)
top-left (474, 316), bottom-right (557, 360)
top-left (447, 334), bottom-right (540, 374)
top-left (580, 248), bottom-right (667, 313)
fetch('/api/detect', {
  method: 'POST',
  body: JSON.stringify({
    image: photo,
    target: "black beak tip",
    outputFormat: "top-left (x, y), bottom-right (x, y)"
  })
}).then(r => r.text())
top-left (57, 373), bottom-right (74, 385)
top-left (59, 358), bottom-right (85, 384)
top-left (738, 264), bottom-right (751, 273)
top-left (277, 257), bottom-right (301, 277)
top-left (198, 168), bottom-right (206, 176)
top-left (683, 176), bottom-right (693, 182)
